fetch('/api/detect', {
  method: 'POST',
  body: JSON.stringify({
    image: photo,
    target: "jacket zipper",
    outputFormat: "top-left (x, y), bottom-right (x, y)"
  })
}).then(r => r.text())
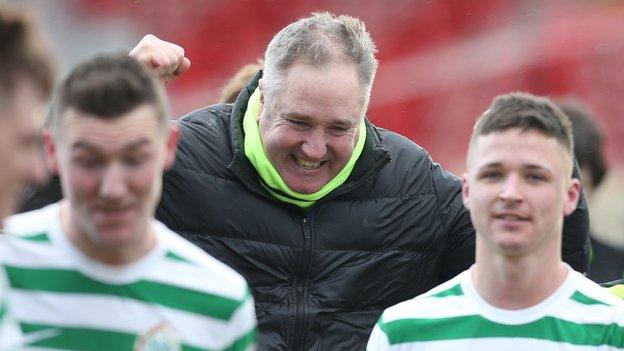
top-left (290, 215), bottom-right (313, 350)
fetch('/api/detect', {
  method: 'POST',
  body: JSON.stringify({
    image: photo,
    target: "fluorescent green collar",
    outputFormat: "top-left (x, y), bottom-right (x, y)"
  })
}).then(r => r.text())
top-left (243, 88), bottom-right (366, 208)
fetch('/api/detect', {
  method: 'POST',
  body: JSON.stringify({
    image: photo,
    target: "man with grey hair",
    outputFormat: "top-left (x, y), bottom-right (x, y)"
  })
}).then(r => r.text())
top-left (25, 12), bottom-right (589, 350)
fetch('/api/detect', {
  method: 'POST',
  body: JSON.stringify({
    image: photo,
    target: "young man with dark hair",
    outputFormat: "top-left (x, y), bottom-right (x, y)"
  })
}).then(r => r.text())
top-left (0, 3), bottom-right (55, 348)
top-left (1, 54), bottom-right (256, 350)
top-left (368, 92), bottom-right (624, 350)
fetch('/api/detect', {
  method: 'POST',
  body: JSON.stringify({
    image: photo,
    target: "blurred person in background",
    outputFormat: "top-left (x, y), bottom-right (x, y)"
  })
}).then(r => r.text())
top-left (557, 99), bottom-right (624, 283)
top-left (0, 3), bottom-right (55, 348)
top-left (218, 59), bottom-right (263, 104)
top-left (23, 12), bottom-right (590, 350)
top-left (1, 54), bottom-right (256, 350)
top-left (368, 93), bottom-right (624, 350)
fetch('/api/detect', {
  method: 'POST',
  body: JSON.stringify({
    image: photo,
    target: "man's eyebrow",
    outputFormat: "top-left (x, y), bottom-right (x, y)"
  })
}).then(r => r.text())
top-left (476, 162), bottom-right (553, 173)
top-left (523, 164), bottom-right (554, 174)
top-left (476, 162), bottom-right (502, 171)
top-left (282, 111), bottom-right (357, 127)
top-left (70, 141), bottom-right (99, 153)
top-left (70, 139), bottom-right (151, 152)
top-left (121, 139), bottom-right (151, 151)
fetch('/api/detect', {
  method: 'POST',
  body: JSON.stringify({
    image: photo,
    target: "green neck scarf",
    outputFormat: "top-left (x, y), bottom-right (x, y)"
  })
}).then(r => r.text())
top-left (243, 88), bottom-right (366, 208)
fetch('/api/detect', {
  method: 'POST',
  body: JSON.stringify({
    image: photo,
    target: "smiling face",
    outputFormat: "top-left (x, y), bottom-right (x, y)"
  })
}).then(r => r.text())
top-left (258, 62), bottom-right (364, 194)
top-left (462, 129), bottom-right (580, 258)
top-left (45, 105), bottom-right (178, 260)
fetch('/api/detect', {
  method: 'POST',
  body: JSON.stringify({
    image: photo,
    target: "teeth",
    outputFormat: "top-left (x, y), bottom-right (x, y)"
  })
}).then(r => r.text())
top-left (296, 158), bottom-right (321, 169)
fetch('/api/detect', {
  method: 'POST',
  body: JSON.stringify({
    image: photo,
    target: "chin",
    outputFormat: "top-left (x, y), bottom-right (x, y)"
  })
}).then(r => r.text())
top-left (292, 185), bottom-right (322, 194)
top-left (93, 227), bottom-right (135, 246)
top-left (284, 179), bottom-right (323, 194)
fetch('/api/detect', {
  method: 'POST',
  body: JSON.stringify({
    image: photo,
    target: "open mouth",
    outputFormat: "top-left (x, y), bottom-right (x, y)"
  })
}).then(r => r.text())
top-left (293, 156), bottom-right (324, 170)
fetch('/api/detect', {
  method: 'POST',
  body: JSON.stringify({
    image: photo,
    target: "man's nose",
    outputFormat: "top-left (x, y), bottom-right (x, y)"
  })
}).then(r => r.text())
top-left (499, 174), bottom-right (523, 203)
top-left (301, 129), bottom-right (326, 160)
top-left (99, 163), bottom-right (128, 198)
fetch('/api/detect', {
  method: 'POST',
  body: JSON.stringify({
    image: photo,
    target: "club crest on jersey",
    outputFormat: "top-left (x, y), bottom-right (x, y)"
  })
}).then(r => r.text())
top-left (134, 322), bottom-right (181, 351)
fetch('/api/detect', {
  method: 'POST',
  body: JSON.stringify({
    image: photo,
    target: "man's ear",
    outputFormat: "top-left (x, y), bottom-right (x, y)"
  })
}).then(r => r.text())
top-left (163, 122), bottom-right (180, 170)
top-left (564, 178), bottom-right (582, 216)
top-left (258, 79), bottom-right (265, 123)
top-left (41, 129), bottom-right (59, 175)
top-left (461, 173), bottom-right (471, 209)
top-left (258, 78), bottom-right (265, 105)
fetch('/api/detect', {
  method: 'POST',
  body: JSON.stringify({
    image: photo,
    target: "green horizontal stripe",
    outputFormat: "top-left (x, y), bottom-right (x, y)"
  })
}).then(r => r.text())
top-left (430, 283), bottom-right (463, 298)
top-left (6, 265), bottom-right (244, 321)
top-left (222, 326), bottom-right (256, 351)
top-left (19, 232), bottom-right (50, 242)
top-left (165, 250), bottom-right (193, 264)
top-left (381, 315), bottom-right (624, 347)
top-left (22, 322), bottom-right (251, 351)
top-left (571, 290), bottom-right (611, 306)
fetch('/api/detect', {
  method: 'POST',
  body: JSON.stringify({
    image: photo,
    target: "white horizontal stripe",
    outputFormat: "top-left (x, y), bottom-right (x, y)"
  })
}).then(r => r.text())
top-left (382, 293), bottom-right (624, 328)
top-left (383, 337), bottom-right (624, 351)
top-left (0, 237), bottom-right (74, 271)
top-left (382, 295), bottom-right (478, 323)
top-left (572, 275), bottom-right (624, 306)
top-left (10, 290), bottom-right (250, 350)
top-left (141, 257), bottom-right (248, 302)
top-left (3, 204), bottom-right (56, 236)
top-left (550, 299), bottom-right (624, 326)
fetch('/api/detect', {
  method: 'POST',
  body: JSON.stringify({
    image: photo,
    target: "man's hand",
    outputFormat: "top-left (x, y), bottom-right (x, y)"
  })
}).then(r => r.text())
top-left (129, 34), bottom-right (191, 84)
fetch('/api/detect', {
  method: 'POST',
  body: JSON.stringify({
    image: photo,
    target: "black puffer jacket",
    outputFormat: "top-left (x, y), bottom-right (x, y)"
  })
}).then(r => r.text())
top-left (155, 72), bottom-right (589, 350)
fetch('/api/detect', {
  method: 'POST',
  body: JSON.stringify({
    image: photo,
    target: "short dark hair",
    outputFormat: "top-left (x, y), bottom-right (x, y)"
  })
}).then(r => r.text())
top-left (0, 3), bottom-right (55, 101)
top-left (471, 92), bottom-right (573, 154)
top-left (556, 99), bottom-right (607, 187)
top-left (49, 53), bottom-right (168, 134)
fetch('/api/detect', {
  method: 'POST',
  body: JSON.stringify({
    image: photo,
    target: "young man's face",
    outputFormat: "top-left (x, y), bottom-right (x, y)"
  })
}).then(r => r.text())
top-left (0, 80), bottom-right (47, 223)
top-left (258, 62), bottom-right (364, 194)
top-left (45, 105), bottom-right (178, 253)
top-left (462, 128), bottom-right (580, 257)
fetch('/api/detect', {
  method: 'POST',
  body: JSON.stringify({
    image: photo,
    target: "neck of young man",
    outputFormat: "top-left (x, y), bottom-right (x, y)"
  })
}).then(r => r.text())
top-left (60, 200), bottom-right (156, 266)
top-left (472, 238), bottom-right (568, 310)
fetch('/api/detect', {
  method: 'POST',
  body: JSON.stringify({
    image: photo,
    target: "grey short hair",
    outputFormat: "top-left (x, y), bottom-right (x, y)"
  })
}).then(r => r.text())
top-left (263, 12), bottom-right (378, 110)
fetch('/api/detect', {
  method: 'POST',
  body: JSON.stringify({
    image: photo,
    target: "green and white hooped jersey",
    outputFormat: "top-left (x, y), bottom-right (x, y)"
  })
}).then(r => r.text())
top-left (0, 203), bottom-right (257, 351)
top-left (368, 265), bottom-right (624, 350)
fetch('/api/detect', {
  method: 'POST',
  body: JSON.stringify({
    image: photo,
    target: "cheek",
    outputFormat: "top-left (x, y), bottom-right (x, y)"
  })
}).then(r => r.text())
top-left (64, 165), bottom-right (99, 197)
top-left (126, 163), bottom-right (162, 195)
top-left (264, 128), bottom-right (299, 155)
top-left (329, 136), bottom-right (357, 160)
